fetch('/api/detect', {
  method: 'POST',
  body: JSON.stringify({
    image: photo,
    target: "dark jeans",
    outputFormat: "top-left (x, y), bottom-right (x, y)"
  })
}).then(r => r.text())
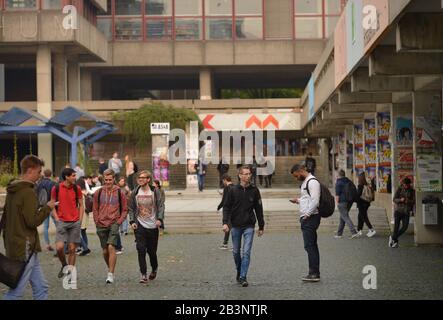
top-left (80, 229), bottom-right (89, 251)
top-left (357, 203), bottom-right (373, 231)
top-left (300, 214), bottom-right (321, 276)
top-left (115, 233), bottom-right (122, 250)
top-left (265, 175), bottom-right (272, 188)
top-left (197, 174), bottom-right (205, 191)
top-left (392, 211), bottom-right (410, 242)
top-left (135, 225), bottom-right (159, 275)
top-left (258, 175), bottom-right (263, 186)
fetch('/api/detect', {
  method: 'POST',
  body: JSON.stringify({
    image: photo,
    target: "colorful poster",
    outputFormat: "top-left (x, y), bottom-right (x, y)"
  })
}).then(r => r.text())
top-left (377, 112), bottom-right (391, 139)
top-left (396, 117), bottom-right (413, 146)
top-left (378, 140), bottom-right (391, 165)
top-left (364, 118), bottom-right (376, 142)
top-left (416, 116), bottom-right (442, 154)
top-left (378, 166), bottom-right (391, 193)
top-left (366, 166), bottom-right (376, 179)
top-left (354, 124), bottom-right (364, 144)
top-left (152, 146), bottom-right (170, 187)
top-left (365, 143), bottom-right (377, 165)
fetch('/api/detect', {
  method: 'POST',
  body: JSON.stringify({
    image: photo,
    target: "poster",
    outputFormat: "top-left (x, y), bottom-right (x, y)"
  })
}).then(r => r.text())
top-left (416, 155), bottom-right (442, 192)
top-left (378, 166), bottom-right (391, 193)
top-left (378, 140), bottom-right (391, 165)
top-left (416, 116), bottom-right (441, 154)
top-left (377, 112), bottom-right (391, 139)
top-left (354, 124), bottom-right (365, 174)
top-left (366, 166), bottom-right (376, 179)
top-left (364, 118), bottom-right (376, 142)
top-left (395, 117), bottom-right (413, 146)
top-left (152, 146), bottom-right (170, 187)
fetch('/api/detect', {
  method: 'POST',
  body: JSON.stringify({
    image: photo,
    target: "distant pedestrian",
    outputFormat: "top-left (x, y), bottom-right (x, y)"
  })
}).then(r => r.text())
top-left (250, 157), bottom-right (258, 186)
top-left (98, 158), bottom-right (107, 176)
top-left (390, 178), bottom-right (415, 248)
top-left (217, 158), bottom-right (230, 189)
top-left (77, 177), bottom-right (92, 257)
top-left (217, 174), bottom-right (233, 250)
top-left (195, 157), bottom-right (207, 192)
top-left (74, 164), bottom-right (85, 180)
top-left (264, 159), bottom-right (274, 188)
top-left (356, 172), bottom-right (376, 237)
top-left (108, 152), bottom-right (123, 180)
top-left (335, 170), bottom-right (360, 239)
top-left (124, 155), bottom-right (138, 191)
top-left (305, 152), bottom-right (316, 175)
top-left (36, 169), bottom-right (56, 252)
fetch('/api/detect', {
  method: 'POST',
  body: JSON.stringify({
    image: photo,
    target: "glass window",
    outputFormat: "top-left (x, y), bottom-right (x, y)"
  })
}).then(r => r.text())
top-left (115, 0), bottom-right (142, 15)
top-left (205, 0), bottom-right (232, 16)
top-left (115, 18), bottom-right (142, 40)
top-left (295, 17), bottom-right (322, 38)
top-left (6, 0), bottom-right (36, 9)
top-left (41, 0), bottom-right (62, 9)
top-left (235, 0), bottom-right (262, 15)
top-left (175, 18), bottom-right (202, 40)
top-left (206, 18), bottom-right (232, 40)
top-left (325, 0), bottom-right (341, 14)
top-left (175, 0), bottom-right (202, 16)
top-left (146, 18), bottom-right (172, 39)
top-left (97, 18), bottom-right (112, 40)
top-left (295, 0), bottom-right (321, 15)
top-left (97, 0), bottom-right (112, 15)
top-left (325, 16), bottom-right (339, 37)
top-left (235, 17), bottom-right (262, 39)
top-left (145, 0), bottom-right (172, 16)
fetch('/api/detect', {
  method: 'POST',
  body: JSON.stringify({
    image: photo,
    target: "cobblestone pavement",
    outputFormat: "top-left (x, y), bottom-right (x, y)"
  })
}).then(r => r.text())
top-left (1, 231), bottom-right (442, 300)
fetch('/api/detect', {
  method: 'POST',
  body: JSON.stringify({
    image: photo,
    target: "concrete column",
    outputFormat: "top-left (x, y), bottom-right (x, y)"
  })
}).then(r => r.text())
top-left (80, 68), bottom-right (92, 100)
top-left (199, 68), bottom-right (212, 100)
top-left (67, 60), bottom-right (80, 101)
top-left (53, 53), bottom-right (67, 101)
top-left (36, 45), bottom-right (53, 170)
top-left (412, 91), bottom-right (443, 245)
top-left (0, 64), bottom-right (5, 101)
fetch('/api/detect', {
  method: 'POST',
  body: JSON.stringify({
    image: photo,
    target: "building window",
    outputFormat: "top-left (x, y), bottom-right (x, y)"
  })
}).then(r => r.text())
top-left (235, 0), bottom-right (263, 40)
top-left (41, 0), bottom-right (62, 9)
top-left (115, 0), bottom-right (141, 16)
top-left (115, 18), bottom-right (142, 40)
top-left (97, 17), bottom-right (113, 39)
top-left (146, 18), bottom-right (172, 39)
top-left (175, 0), bottom-right (202, 16)
top-left (205, 0), bottom-right (231, 16)
top-left (206, 18), bottom-right (232, 40)
top-left (175, 18), bottom-right (202, 40)
top-left (145, 0), bottom-right (172, 16)
top-left (235, 0), bottom-right (262, 15)
top-left (5, 0), bottom-right (36, 9)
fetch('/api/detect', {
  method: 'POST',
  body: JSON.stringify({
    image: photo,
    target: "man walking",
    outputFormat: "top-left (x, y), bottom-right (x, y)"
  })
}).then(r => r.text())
top-left (37, 169), bottom-right (56, 251)
top-left (390, 178), bottom-right (415, 248)
top-left (335, 170), bottom-right (360, 239)
top-left (290, 163), bottom-right (321, 282)
top-left (2, 155), bottom-right (55, 300)
top-left (51, 168), bottom-right (84, 280)
top-left (129, 170), bottom-right (164, 284)
top-left (93, 169), bottom-right (128, 284)
top-left (222, 166), bottom-right (264, 287)
top-left (108, 152), bottom-right (123, 180)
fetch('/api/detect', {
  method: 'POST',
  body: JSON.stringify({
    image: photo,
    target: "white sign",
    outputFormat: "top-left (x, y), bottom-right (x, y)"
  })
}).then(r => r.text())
top-left (150, 123), bottom-right (170, 135)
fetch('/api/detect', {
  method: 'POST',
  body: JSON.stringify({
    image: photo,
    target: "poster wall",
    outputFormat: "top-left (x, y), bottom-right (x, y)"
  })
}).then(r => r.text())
top-left (395, 116), bottom-right (414, 185)
top-left (364, 118), bottom-right (377, 180)
top-left (377, 112), bottom-right (392, 192)
top-left (354, 123), bottom-right (365, 177)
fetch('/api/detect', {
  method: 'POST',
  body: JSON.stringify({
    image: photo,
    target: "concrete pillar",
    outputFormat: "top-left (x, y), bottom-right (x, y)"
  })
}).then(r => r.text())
top-left (412, 91), bottom-right (443, 245)
top-left (67, 60), bottom-right (80, 101)
top-left (0, 64), bottom-right (5, 102)
top-left (53, 53), bottom-right (67, 101)
top-left (36, 45), bottom-right (53, 170)
top-left (199, 68), bottom-right (212, 100)
top-left (80, 68), bottom-right (92, 100)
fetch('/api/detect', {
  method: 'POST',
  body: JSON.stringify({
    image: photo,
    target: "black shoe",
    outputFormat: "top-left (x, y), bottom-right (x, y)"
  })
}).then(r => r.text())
top-left (239, 278), bottom-right (248, 287)
top-left (79, 249), bottom-right (91, 256)
top-left (236, 272), bottom-right (241, 283)
top-left (58, 266), bottom-right (66, 279)
top-left (302, 274), bottom-right (320, 282)
top-left (149, 271), bottom-right (157, 280)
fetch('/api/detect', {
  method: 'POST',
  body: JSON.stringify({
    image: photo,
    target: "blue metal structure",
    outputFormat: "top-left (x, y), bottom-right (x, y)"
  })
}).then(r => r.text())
top-left (0, 106), bottom-right (117, 166)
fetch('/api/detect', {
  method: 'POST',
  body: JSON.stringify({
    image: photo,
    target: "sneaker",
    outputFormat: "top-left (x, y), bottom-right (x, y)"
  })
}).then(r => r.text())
top-left (236, 271), bottom-right (241, 283)
top-left (106, 273), bottom-right (114, 284)
top-left (58, 265), bottom-right (66, 279)
top-left (367, 229), bottom-right (376, 238)
top-left (350, 232), bottom-right (361, 239)
top-left (139, 274), bottom-right (148, 284)
top-left (388, 235), bottom-right (393, 247)
top-left (149, 271), bottom-right (157, 280)
top-left (79, 249), bottom-right (91, 256)
top-left (334, 235), bottom-right (343, 239)
top-left (219, 244), bottom-right (228, 250)
top-left (116, 250), bottom-right (123, 255)
top-left (239, 278), bottom-right (249, 287)
top-left (357, 230), bottom-right (363, 236)
top-left (302, 274), bottom-right (321, 282)
top-left (391, 241), bottom-right (399, 248)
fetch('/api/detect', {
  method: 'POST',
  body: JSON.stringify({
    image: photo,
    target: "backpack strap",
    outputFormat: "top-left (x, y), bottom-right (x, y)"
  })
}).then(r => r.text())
top-left (97, 188), bottom-right (103, 210)
top-left (118, 188), bottom-right (122, 215)
top-left (304, 178), bottom-right (319, 197)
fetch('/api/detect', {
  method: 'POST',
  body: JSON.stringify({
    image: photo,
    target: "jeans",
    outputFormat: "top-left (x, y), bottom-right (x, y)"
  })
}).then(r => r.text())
top-left (43, 215), bottom-right (57, 245)
top-left (120, 217), bottom-right (128, 234)
top-left (357, 203), bottom-right (373, 231)
top-left (197, 174), bottom-right (205, 191)
top-left (80, 229), bottom-right (89, 251)
top-left (4, 254), bottom-right (48, 300)
top-left (392, 211), bottom-right (410, 242)
top-left (300, 214), bottom-right (321, 276)
top-left (337, 202), bottom-right (357, 236)
top-left (135, 225), bottom-right (159, 275)
top-left (115, 233), bottom-right (122, 251)
top-left (231, 227), bottom-right (255, 280)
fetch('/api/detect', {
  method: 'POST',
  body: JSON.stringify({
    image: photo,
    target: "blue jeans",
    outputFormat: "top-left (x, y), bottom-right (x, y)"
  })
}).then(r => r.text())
top-left (43, 215), bottom-right (57, 245)
top-left (80, 229), bottom-right (89, 251)
top-left (4, 254), bottom-right (48, 300)
top-left (231, 227), bottom-right (255, 280)
top-left (119, 217), bottom-right (128, 234)
top-left (197, 174), bottom-right (205, 191)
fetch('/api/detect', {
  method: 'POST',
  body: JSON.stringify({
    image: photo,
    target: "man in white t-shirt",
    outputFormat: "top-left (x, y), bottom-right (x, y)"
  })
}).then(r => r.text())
top-left (108, 152), bottom-right (122, 180)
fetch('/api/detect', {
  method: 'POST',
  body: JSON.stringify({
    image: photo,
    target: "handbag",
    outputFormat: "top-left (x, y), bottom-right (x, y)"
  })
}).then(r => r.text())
top-left (0, 203), bottom-right (34, 289)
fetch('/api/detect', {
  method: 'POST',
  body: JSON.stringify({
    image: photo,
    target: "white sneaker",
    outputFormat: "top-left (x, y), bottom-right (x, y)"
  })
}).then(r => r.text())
top-left (334, 235), bottom-right (343, 239)
top-left (367, 229), bottom-right (376, 238)
top-left (388, 235), bottom-right (393, 247)
top-left (357, 230), bottom-right (363, 236)
top-left (106, 273), bottom-right (114, 284)
top-left (350, 232), bottom-right (361, 239)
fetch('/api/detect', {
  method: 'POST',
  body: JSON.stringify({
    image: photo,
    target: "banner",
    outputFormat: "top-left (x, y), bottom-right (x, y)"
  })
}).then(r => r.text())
top-left (377, 112), bottom-right (391, 192)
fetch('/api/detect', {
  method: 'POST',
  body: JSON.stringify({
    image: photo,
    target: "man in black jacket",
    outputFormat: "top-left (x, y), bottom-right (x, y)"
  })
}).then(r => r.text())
top-left (222, 166), bottom-right (265, 287)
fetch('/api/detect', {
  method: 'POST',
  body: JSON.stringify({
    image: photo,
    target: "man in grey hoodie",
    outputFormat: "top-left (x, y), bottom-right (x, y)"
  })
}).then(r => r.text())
top-left (335, 170), bottom-right (360, 239)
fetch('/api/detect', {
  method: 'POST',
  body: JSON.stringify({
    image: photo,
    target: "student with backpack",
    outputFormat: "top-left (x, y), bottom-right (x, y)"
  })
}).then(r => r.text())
top-left (92, 169), bottom-right (128, 284)
top-left (290, 163), bottom-right (335, 282)
top-left (356, 172), bottom-right (376, 237)
top-left (334, 170), bottom-right (360, 239)
top-left (37, 169), bottom-right (56, 252)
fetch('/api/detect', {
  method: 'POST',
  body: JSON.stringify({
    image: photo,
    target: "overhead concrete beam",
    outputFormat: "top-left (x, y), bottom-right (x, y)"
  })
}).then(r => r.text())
top-left (369, 46), bottom-right (443, 76)
top-left (392, 92), bottom-right (413, 104)
top-left (397, 13), bottom-right (443, 53)
top-left (328, 101), bottom-right (377, 113)
top-left (321, 110), bottom-right (364, 120)
top-left (414, 76), bottom-right (443, 91)
top-left (339, 83), bottom-right (392, 104)
top-left (351, 67), bottom-right (414, 93)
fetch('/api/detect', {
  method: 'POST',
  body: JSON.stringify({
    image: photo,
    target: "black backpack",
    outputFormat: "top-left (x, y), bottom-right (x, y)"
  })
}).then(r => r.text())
top-left (343, 179), bottom-right (358, 203)
top-left (305, 178), bottom-right (335, 218)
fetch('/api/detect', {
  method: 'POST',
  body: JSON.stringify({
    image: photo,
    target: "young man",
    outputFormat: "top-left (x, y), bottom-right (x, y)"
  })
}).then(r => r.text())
top-left (335, 170), bottom-right (360, 239)
top-left (222, 166), bottom-right (264, 287)
top-left (37, 169), bottom-right (56, 251)
top-left (2, 155), bottom-right (55, 300)
top-left (217, 158), bottom-right (230, 189)
top-left (98, 158), bottom-right (107, 176)
top-left (390, 178), bottom-right (415, 248)
top-left (51, 168), bottom-right (84, 280)
top-left (305, 152), bottom-right (316, 175)
top-left (129, 170), bottom-right (164, 284)
top-left (217, 174), bottom-right (233, 250)
top-left (93, 169), bottom-right (128, 284)
top-left (290, 163), bottom-right (321, 282)
top-left (195, 157), bottom-right (207, 192)
top-left (108, 152), bottom-right (123, 180)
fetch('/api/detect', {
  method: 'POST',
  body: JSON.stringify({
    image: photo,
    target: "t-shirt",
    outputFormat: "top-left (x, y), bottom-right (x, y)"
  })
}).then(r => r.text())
top-left (136, 188), bottom-right (156, 229)
top-left (51, 183), bottom-right (83, 222)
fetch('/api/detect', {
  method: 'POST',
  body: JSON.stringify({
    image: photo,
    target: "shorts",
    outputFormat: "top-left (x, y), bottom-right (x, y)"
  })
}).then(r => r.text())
top-left (56, 221), bottom-right (81, 244)
top-left (96, 222), bottom-right (120, 249)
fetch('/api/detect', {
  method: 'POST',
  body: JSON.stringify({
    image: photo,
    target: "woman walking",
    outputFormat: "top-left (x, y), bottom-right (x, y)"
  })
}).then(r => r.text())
top-left (356, 173), bottom-right (376, 237)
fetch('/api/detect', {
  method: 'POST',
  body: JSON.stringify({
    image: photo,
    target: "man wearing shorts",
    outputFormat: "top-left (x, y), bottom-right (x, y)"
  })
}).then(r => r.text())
top-left (93, 169), bottom-right (128, 284)
top-left (52, 168), bottom-right (84, 280)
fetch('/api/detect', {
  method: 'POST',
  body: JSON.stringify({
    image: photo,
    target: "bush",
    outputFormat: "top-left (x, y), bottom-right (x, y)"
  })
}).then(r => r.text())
top-left (0, 157), bottom-right (13, 175)
top-left (0, 174), bottom-right (16, 187)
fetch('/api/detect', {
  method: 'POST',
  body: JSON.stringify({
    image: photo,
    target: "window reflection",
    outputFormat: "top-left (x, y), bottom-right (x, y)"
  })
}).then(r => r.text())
top-left (236, 18), bottom-right (262, 40)
top-left (115, 19), bottom-right (142, 40)
top-left (146, 19), bottom-right (172, 39)
top-left (115, 0), bottom-right (142, 16)
top-left (206, 18), bottom-right (232, 40)
top-left (145, 0), bottom-right (172, 16)
top-left (175, 19), bottom-right (202, 40)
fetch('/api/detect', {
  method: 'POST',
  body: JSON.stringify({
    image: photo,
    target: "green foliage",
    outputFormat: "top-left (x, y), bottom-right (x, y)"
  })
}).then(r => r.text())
top-left (112, 102), bottom-right (201, 147)
top-left (0, 174), bottom-right (16, 187)
top-left (221, 88), bottom-right (303, 99)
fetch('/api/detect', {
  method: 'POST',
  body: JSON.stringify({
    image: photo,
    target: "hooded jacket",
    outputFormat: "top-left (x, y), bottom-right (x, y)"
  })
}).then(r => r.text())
top-left (128, 185), bottom-right (165, 224)
top-left (2, 180), bottom-right (51, 261)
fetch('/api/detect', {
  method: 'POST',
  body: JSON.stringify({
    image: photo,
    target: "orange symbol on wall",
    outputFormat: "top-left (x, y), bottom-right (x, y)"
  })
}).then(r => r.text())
top-left (245, 115), bottom-right (279, 129)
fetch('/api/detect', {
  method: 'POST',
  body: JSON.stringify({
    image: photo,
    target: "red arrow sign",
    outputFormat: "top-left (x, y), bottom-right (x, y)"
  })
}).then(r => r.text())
top-left (202, 114), bottom-right (215, 130)
top-left (262, 115), bottom-right (279, 129)
top-left (246, 115), bottom-right (262, 129)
